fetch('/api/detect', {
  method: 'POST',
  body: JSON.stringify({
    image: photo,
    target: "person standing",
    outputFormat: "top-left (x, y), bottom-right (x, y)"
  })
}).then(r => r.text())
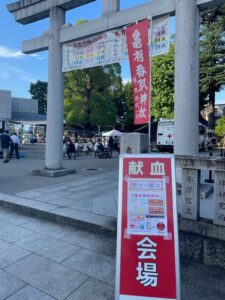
top-left (113, 135), bottom-right (120, 152)
top-left (66, 139), bottom-right (76, 159)
top-left (108, 136), bottom-right (114, 151)
top-left (87, 139), bottom-right (94, 154)
top-left (82, 139), bottom-right (88, 155)
top-left (0, 130), bottom-right (12, 163)
top-left (10, 132), bottom-right (20, 160)
top-left (63, 137), bottom-right (67, 157)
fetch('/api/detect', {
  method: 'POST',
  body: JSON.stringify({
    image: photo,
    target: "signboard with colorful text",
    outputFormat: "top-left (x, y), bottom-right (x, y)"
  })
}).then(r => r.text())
top-left (115, 154), bottom-right (180, 300)
top-left (151, 16), bottom-right (170, 56)
top-left (62, 29), bottom-right (128, 72)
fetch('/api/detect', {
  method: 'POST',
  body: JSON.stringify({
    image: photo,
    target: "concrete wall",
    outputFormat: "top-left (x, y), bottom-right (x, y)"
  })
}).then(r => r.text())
top-left (0, 90), bottom-right (12, 120)
top-left (12, 97), bottom-right (38, 113)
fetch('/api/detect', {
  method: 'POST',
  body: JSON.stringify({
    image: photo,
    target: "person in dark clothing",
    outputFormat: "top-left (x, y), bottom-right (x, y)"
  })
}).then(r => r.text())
top-left (108, 136), bottom-right (114, 151)
top-left (0, 130), bottom-right (12, 163)
top-left (97, 141), bottom-right (104, 152)
top-left (113, 136), bottom-right (120, 153)
top-left (66, 139), bottom-right (76, 159)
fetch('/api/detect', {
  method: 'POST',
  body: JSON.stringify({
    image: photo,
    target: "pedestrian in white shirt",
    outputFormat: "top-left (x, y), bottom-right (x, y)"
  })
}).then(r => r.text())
top-left (82, 139), bottom-right (88, 155)
top-left (87, 140), bottom-right (94, 153)
top-left (10, 132), bottom-right (20, 159)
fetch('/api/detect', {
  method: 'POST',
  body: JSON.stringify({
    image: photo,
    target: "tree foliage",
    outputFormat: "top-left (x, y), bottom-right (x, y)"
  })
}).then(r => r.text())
top-left (64, 64), bottom-right (123, 131)
top-left (123, 81), bottom-right (134, 131)
top-left (215, 116), bottom-right (225, 137)
top-left (200, 4), bottom-right (225, 128)
top-left (215, 116), bottom-right (225, 145)
top-left (29, 80), bottom-right (48, 115)
top-left (147, 4), bottom-right (225, 126)
top-left (151, 44), bottom-right (175, 120)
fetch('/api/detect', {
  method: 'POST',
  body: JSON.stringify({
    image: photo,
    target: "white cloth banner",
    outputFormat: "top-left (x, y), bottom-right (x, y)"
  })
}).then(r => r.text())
top-left (63, 29), bottom-right (128, 72)
top-left (62, 16), bottom-right (170, 72)
top-left (151, 16), bottom-right (170, 57)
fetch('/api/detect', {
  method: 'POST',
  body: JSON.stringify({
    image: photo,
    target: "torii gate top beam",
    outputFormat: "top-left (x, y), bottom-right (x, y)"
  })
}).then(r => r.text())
top-left (7, 0), bottom-right (225, 24)
top-left (7, 0), bottom-right (96, 24)
top-left (21, 0), bottom-right (177, 54)
top-left (7, 0), bottom-right (225, 54)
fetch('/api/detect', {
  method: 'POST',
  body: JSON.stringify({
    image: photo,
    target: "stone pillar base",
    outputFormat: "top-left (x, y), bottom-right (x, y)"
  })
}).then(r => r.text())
top-left (32, 168), bottom-right (76, 177)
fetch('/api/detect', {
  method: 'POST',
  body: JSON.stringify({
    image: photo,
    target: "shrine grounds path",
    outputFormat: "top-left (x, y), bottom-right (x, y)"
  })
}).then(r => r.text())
top-left (0, 143), bottom-right (224, 299)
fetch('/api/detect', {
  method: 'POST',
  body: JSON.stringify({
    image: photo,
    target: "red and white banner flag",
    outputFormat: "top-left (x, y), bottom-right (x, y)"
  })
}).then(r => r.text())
top-left (126, 19), bottom-right (151, 125)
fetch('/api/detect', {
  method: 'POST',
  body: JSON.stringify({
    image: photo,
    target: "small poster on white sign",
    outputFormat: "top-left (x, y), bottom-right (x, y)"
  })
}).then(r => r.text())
top-left (127, 178), bottom-right (168, 236)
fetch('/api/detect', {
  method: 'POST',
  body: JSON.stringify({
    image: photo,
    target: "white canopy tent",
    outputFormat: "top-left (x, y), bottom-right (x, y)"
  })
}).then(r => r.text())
top-left (102, 129), bottom-right (124, 137)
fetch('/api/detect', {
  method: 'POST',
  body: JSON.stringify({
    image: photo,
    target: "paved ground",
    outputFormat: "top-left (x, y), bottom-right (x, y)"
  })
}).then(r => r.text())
top-left (0, 144), bottom-right (225, 299)
top-left (0, 144), bottom-right (119, 194)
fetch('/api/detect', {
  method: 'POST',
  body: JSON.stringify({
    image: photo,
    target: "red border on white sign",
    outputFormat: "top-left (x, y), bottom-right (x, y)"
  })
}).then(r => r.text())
top-left (115, 154), bottom-right (180, 300)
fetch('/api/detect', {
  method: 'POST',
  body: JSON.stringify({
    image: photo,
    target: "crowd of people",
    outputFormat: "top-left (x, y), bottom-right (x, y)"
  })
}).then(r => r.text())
top-left (0, 130), bottom-right (20, 163)
top-left (63, 138), bottom-right (93, 159)
top-left (63, 135), bottom-right (120, 159)
top-left (0, 130), bottom-right (121, 162)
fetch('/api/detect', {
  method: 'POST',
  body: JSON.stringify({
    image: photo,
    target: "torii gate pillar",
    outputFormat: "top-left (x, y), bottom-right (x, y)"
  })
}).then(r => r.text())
top-left (46, 7), bottom-right (65, 169)
top-left (174, 0), bottom-right (200, 156)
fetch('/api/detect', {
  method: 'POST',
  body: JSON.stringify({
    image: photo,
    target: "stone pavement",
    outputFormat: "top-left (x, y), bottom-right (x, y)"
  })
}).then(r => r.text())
top-left (0, 207), bottom-right (224, 299)
top-left (0, 144), bottom-right (225, 299)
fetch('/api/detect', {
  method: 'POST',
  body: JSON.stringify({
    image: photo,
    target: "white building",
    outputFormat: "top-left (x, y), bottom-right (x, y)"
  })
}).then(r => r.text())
top-left (0, 89), bottom-right (46, 132)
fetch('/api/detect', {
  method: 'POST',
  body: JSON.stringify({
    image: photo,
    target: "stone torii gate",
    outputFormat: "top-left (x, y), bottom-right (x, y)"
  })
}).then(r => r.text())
top-left (7, 0), bottom-right (225, 174)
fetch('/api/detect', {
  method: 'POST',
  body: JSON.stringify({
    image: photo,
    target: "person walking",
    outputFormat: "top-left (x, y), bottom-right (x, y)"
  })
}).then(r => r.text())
top-left (0, 130), bottom-right (12, 163)
top-left (66, 139), bottom-right (76, 159)
top-left (10, 132), bottom-right (20, 160)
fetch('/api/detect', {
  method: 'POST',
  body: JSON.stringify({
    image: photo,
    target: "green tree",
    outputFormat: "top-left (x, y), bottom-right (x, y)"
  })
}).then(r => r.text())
top-left (64, 64), bottom-right (123, 132)
top-left (123, 81), bottom-right (134, 131)
top-left (215, 116), bottom-right (225, 144)
top-left (64, 18), bottom-right (124, 132)
top-left (151, 45), bottom-right (175, 120)
top-left (200, 5), bottom-right (225, 128)
top-left (29, 80), bottom-right (48, 114)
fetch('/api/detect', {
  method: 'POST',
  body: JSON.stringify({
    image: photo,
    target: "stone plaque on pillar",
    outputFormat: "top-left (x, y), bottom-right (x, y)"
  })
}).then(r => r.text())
top-left (213, 171), bottom-right (225, 226)
top-left (181, 169), bottom-right (200, 220)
